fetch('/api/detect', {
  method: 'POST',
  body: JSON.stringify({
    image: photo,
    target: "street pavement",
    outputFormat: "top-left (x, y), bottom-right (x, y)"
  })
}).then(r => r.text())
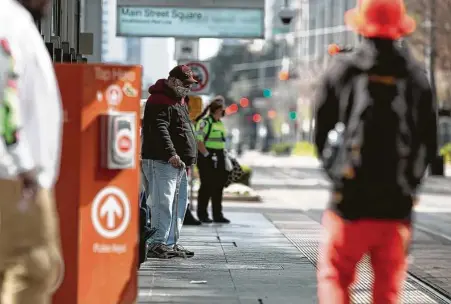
top-left (138, 212), bottom-right (317, 304)
top-left (245, 152), bottom-right (451, 299)
top-left (138, 210), bottom-right (447, 303)
top-left (137, 152), bottom-right (451, 303)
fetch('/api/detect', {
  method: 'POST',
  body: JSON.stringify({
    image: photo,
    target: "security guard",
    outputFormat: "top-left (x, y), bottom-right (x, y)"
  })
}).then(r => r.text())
top-left (194, 96), bottom-right (230, 224)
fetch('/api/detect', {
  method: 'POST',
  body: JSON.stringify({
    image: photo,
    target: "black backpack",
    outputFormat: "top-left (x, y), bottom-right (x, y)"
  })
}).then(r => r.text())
top-left (321, 52), bottom-right (419, 197)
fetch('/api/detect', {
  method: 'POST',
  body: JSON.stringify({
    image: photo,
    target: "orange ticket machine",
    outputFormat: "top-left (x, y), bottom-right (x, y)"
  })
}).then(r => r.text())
top-left (53, 64), bottom-right (142, 304)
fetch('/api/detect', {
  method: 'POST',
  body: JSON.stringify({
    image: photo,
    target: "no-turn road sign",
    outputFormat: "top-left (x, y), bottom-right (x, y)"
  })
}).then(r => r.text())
top-left (180, 61), bottom-right (211, 95)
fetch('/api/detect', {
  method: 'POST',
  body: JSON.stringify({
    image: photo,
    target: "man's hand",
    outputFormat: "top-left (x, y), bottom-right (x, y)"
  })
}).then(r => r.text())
top-left (168, 155), bottom-right (182, 168)
top-left (18, 169), bottom-right (39, 200)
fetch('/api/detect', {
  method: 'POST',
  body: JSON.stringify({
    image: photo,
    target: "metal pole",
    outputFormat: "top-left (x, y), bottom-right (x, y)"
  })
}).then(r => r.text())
top-left (258, 65), bottom-right (265, 90)
top-left (428, 0), bottom-right (438, 124)
top-left (76, 0), bottom-right (81, 54)
top-left (308, 83), bottom-right (316, 143)
top-left (426, 0), bottom-right (436, 98)
top-left (426, 0), bottom-right (444, 176)
top-left (188, 172), bottom-right (194, 210)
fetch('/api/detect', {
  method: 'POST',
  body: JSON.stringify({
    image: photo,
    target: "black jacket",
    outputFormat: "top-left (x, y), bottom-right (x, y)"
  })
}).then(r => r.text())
top-left (314, 39), bottom-right (437, 220)
top-left (141, 79), bottom-right (197, 166)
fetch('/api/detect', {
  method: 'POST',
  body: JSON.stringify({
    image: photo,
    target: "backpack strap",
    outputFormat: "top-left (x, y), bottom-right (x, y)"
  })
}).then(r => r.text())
top-left (338, 71), bottom-right (366, 129)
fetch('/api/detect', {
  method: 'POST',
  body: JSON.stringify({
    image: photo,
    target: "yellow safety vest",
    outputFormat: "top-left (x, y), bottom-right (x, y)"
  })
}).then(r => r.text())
top-left (195, 116), bottom-right (226, 150)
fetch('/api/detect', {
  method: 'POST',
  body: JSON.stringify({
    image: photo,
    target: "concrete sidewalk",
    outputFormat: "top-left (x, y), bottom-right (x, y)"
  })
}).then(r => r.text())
top-left (138, 212), bottom-right (317, 304)
top-left (138, 208), bottom-right (450, 304)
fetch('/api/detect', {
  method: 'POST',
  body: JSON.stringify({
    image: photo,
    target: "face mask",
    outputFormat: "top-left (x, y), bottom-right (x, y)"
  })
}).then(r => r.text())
top-left (174, 86), bottom-right (190, 98)
top-left (167, 77), bottom-right (190, 98)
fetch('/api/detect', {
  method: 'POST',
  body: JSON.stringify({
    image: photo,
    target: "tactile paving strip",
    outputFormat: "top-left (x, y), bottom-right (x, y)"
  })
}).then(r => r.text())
top-left (271, 217), bottom-right (451, 304)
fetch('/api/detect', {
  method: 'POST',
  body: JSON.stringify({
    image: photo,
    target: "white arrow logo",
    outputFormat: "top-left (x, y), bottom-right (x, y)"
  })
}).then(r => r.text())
top-left (100, 196), bottom-right (123, 229)
top-left (111, 90), bottom-right (118, 101)
top-left (91, 186), bottom-right (131, 239)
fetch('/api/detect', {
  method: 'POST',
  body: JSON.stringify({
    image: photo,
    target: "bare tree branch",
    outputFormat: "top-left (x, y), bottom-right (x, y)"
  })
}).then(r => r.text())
top-left (406, 0), bottom-right (451, 105)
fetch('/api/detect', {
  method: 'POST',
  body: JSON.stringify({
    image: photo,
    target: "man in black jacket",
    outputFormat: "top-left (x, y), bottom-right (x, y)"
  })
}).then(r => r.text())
top-left (314, 0), bottom-right (437, 303)
top-left (141, 65), bottom-right (198, 259)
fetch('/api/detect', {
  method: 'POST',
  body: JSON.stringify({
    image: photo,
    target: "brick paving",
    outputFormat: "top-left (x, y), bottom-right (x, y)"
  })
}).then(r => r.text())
top-left (409, 229), bottom-right (451, 296)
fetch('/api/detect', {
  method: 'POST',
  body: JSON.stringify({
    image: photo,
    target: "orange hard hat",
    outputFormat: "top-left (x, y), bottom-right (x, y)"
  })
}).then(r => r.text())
top-left (344, 0), bottom-right (416, 40)
top-left (327, 44), bottom-right (341, 56)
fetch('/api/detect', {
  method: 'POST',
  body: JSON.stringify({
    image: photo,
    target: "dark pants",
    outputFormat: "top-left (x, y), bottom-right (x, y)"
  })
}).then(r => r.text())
top-left (197, 149), bottom-right (229, 220)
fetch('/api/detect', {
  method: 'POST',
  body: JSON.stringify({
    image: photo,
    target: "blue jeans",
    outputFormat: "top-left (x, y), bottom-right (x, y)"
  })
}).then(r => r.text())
top-left (141, 159), bottom-right (188, 246)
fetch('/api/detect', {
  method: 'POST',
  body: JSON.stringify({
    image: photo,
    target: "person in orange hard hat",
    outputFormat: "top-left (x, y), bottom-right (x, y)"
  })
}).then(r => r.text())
top-left (327, 44), bottom-right (341, 56)
top-left (314, 0), bottom-right (436, 303)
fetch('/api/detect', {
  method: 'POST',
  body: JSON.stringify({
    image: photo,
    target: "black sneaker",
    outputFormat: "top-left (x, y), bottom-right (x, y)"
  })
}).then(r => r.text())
top-left (173, 245), bottom-right (195, 258)
top-left (184, 217), bottom-right (202, 225)
top-left (214, 217), bottom-right (231, 224)
top-left (184, 210), bottom-right (202, 226)
top-left (200, 217), bottom-right (213, 223)
top-left (147, 244), bottom-right (177, 259)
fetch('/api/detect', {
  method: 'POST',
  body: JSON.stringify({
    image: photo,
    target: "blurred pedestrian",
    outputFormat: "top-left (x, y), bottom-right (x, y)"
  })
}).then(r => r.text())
top-left (195, 96), bottom-right (230, 224)
top-left (314, 0), bottom-right (437, 303)
top-left (141, 65), bottom-right (198, 259)
top-left (0, 0), bottom-right (64, 302)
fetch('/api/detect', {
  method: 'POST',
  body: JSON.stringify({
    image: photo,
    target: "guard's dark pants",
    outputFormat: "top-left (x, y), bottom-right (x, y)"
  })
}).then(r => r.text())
top-left (317, 211), bottom-right (411, 304)
top-left (197, 149), bottom-right (228, 220)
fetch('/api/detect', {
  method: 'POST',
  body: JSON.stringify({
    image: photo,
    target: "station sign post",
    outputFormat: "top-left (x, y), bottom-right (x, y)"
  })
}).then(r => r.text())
top-left (53, 64), bottom-right (142, 304)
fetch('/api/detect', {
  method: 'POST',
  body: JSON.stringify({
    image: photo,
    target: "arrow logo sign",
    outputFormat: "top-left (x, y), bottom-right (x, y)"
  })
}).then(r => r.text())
top-left (100, 196), bottom-right (123, 229)
top-left (91, 186), bottom-right (131, 239)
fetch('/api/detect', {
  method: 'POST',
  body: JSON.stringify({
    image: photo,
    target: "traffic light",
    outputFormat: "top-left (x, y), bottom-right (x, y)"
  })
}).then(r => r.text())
top-left (239, 97), bottom-right (249, 108)
top-left (279, 71), bottom-right (289, 81)
top-left (263, 88), bottom-right (272, 98)
top-left (225, 104), bottom-right (238, 115)
top-left (267, 109), bottom-right (277, 119)
top-left (288, 111), bottom-right (297, 120)
top-left (252, 113), bottom-right (262, 123)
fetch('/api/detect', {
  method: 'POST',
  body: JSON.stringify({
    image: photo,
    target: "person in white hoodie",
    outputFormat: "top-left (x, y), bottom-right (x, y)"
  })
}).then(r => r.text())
top-left (0, 0), bottom-right (64, 302)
